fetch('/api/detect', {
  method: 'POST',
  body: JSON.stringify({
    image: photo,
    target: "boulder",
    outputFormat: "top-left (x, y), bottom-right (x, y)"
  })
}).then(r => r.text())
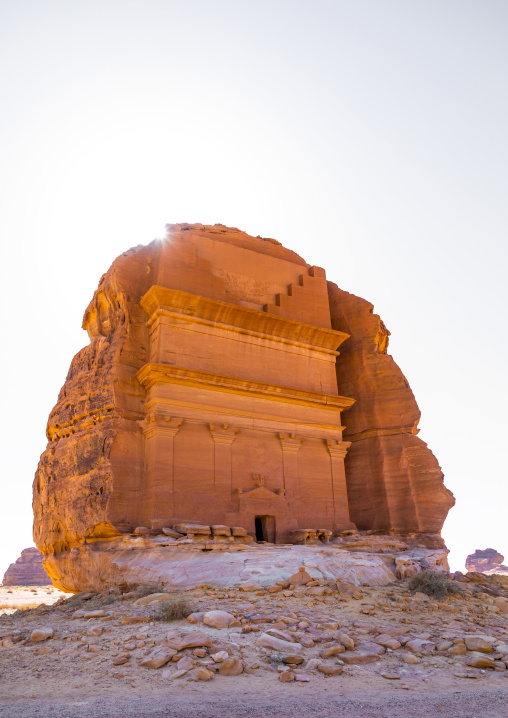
top-left (465, 652), bottom-right (495, 669)
top-left (287, 568), bottom-right (313, 585)
top-left (464, 636), bottom-right (494, 653)
top-left (30, 628), bottom-right (53, 642)
top-left (405, 639), bottom-right (436, 655)
top-left (255, 633), bottom-right (303, 654)
top-left (166, 631), bottom-right (212, 651)
top-left (140, 648), bottom-right (177, 668)
top-left (218, 658), bottom-right (243, 676)
top-left (203, 610), bottom-right (235, 629)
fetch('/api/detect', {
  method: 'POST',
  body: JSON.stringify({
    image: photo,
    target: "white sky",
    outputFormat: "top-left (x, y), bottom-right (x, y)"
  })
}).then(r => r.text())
top-left (1, 0), bottom-right (506, 578)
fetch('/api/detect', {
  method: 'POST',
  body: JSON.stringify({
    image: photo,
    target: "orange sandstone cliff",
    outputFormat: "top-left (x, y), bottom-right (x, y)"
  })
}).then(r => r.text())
top-left (33, 225), bottom-right (454, 589)
top-left (328, 287), bottom-right (454, 540)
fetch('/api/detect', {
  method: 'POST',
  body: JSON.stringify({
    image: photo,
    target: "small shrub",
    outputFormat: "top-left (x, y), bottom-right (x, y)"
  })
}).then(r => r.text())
top-left (135, 582), bottom-right (165, 599)
top-left (154, 597), bottom-right (193, 622)
top-left (66, 594), bottom-right (87, 607)
top-left (408, 570), bottom-right (463, 599)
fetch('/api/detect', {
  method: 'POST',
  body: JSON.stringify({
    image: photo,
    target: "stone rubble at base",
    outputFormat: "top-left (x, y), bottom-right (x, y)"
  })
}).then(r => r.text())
top-left (0, 569), bottom-right (507, 694)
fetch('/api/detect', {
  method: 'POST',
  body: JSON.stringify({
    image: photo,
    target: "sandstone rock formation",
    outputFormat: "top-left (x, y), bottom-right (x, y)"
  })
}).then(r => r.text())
top-left (32, 224), bottom-right (454, 591)
top-left (466, 549), bottom-right (508, 576)
top-left (329, 287), bottom-right (455, 540)
top-left (2, 548), bottom-right (51, 586)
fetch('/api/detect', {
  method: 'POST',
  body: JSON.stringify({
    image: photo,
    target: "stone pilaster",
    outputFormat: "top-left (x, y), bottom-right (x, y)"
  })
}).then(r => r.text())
top-left (209, 424), bottom-right (239, 497)
top-left (326, 439), bottom-right (354, 529)
top-left (278, 432), bottom-right (303, 499)
top-left (139, 413), bottom-right (183, 527)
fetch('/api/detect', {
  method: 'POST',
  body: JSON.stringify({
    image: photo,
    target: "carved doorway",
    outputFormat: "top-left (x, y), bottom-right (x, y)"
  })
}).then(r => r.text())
top-left (254, 515), bottom-right (276, 543)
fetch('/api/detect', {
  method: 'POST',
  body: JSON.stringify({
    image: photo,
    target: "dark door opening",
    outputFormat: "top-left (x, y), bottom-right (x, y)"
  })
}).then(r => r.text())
top-left (254, 515), bottom-right (276, 543)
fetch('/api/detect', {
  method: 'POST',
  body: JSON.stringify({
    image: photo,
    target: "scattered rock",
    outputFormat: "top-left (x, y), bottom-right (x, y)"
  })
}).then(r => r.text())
top-left (166, 631), bottom-right (212, 651)
top-left (317, 664), bottom-right (343, 676)
top-left (255, 633), bottom-right (303, 654)
top-left (405, 639), bottom-right (436, 655)
top-left (337, 634), bottom-right (355, 651)
top-left (279, 670), bottom-right (296, 682)
top-left (186, 612), bottom-right (204, 624)
top-left (140, 647), bottom-right (177, 668)
top-left (465, 652), bottom-right (495, 669)
top-left (211, 651), bottom-right (229, 663)
top-left (282, 654), bottom-right (304, 664)
top-left (30, 628), bottom-right (53, 642)
top-left (287, 567), bottom-right (313, 585)
top-left (399, 653), bottom-right (420, 665)
top-left (83, 610), bottom-right (106, 619)
top-left (448, 644), bottom-right (467, 656)
top-left (176, 655), bottom-right (196, 671)
top-left (218, 658), bottom-right (243, 676)
top-left (203, 610), bottom-right (235, 629)
top-left (197, 668), bottom-right (214, 681)
top-left (341, 652), bottom-right (379, 665)
top-left (464, 636), bottom-right (494, 653)
top-left (320, 645), bottom-right (345, 658)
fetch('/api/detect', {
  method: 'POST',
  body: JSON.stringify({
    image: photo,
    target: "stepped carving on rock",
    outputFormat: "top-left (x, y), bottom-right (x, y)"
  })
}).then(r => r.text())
top-left (33, 224), bottom-right (454, 592)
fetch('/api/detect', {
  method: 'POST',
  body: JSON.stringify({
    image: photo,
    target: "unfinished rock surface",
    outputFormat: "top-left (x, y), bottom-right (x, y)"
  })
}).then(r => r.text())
top-left (33, 224), bottom-right (454, 591)
top-left (328, 287), bottom-right (454, 539)
top-left (2, 548), bottom-right (51, 586)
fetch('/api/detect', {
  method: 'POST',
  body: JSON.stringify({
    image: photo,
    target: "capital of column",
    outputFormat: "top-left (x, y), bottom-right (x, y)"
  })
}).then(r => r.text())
top-left (278, 432), bottom-right (303, 453)
top-left (326, 438), bottom-right (351, 459)
top-left (209, 423), bottom-right (239, 445)
top-left (139, 413), bottom-right (183, 439)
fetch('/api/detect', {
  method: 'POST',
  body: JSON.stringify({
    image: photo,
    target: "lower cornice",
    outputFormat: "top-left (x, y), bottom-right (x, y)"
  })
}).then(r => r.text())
top-left (136, 362), bottom-right (355, 412)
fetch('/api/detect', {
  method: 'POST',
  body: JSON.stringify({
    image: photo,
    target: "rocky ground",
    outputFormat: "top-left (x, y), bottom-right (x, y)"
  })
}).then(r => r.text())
top-left (1, 571), bottom-right (507, 718)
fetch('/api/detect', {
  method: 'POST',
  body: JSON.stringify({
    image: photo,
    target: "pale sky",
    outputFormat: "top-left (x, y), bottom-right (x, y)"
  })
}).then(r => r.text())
top-left (1, 0), bottom-right (507, 579)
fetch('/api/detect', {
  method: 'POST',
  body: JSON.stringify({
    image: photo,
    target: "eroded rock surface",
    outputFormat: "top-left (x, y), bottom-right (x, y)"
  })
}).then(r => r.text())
top-left (328, 286), bottom-right (454, 538)
top-left (33, 224), bottom-right (454, 591)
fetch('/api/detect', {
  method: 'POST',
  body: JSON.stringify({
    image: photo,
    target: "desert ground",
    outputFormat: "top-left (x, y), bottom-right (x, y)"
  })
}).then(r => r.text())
top-left (1, 575), bottom-right (507, 718)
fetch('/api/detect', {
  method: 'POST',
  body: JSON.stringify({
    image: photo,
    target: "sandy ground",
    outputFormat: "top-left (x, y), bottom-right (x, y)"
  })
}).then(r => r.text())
top-left (2, 682), bottom-right (508, 718)
top-left (0, 585), bottom-right (68, 613)
top-left (1, 579), bottom-right (507, 718)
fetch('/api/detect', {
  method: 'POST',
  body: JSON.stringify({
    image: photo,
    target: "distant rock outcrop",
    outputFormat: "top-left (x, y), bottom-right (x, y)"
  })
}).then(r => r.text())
top-left (2, 547), bottom-right (51, 586)
top-left (466, 548), bottom-right (508, 576)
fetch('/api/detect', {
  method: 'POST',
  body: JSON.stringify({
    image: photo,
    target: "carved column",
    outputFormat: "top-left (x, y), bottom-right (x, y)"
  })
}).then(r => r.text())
top-left (209, 424), bottom-right (239, 498)
top-left (326, 439), bottom-right (354, 529)
top-left (139, 413), bottom-right (183, 527)
top-left (278, 433), bottom-right (303, 499)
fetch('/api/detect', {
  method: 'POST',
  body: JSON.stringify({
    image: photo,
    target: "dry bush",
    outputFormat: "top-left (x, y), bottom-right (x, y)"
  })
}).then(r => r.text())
top-left (408, 570), bottom-right (463, 599)
top-left (101, 594), bottom-right (116, 606)
top-left (154, 597), bottom-right (193, 622)
top-left (134, 582), bottom-right (165, 599)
